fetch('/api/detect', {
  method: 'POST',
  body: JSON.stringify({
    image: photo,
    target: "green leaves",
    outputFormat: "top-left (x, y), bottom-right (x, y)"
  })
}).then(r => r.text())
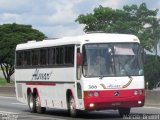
top-left (144, 55), bottom-right (160, 89)
top-left (0, 23), bottom-right (46, 65)
top-left (76, 3), bottom-right (160, 86)
top-left (0, 23), bottom-right (46, 82)
top-left (76, 3), bottom-right (160, 51)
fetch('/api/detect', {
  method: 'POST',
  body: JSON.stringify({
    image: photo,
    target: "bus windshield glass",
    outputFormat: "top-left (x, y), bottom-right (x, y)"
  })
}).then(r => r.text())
top-left (82, 43), bottom-right (144, 77)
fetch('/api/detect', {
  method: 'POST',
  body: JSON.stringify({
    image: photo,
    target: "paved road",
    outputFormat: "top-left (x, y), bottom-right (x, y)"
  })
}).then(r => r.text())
top-left (0, 96), bottom-right (160, 120)
top-left (0, 87), bottom-right (15, 97)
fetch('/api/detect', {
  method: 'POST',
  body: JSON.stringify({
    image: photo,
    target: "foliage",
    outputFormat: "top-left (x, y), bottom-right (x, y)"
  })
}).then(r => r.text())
top-left (0, 77), bottom-right (14, 86)
top-left (76, 3), bottom-right (160, 89)
top-left (76, 3), bottom-right (160, 51)
top-left (144, 55), bottom-right (160, 89)
top-left (0, 23), bottom-right (46, 83)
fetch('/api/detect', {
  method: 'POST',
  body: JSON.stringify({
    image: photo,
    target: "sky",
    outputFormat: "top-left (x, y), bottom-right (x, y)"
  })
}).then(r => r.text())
top-left (0, 0), bottom-right (160, 38)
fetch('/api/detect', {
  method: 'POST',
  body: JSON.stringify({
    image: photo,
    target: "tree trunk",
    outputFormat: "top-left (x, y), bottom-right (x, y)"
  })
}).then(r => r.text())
top-left (6, 77), bottom-right (10, 83)
top-left (0, 63), bottom-right (14, 83)
top-left (155, 39), bottom-right (158, 61)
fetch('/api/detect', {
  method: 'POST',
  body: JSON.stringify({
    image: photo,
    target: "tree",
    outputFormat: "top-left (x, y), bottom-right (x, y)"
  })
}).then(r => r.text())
top-left (149, 18), bottom-right (160, 60)
top-left (76, 3), bottom-right (160, 88)
top-left (0, 23), bottom-right (46, 83)
top-left (144, 55), bottom-right (160, 89)
top-left (76, 3), bottom-right (160, 51)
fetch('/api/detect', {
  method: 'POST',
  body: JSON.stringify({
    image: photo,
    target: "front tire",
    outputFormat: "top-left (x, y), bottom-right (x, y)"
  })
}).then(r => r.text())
top-left (28, 92), bottom-right (36, 113)
top-left (68, 96), bottom-right (77, 117)
top-left (118, 108), bottom-right (131, 117)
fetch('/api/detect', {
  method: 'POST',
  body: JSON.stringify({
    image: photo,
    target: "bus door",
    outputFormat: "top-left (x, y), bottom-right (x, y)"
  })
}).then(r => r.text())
top-left (76, 46), bottom-right (83, 109)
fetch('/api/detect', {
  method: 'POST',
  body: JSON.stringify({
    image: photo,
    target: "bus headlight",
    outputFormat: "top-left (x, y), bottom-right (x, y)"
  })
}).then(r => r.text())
top-left (134, 90), bottom-right (138, 95)
top-left (84, 91), bottom-right (99, 97)
top-left (94, 92), bottom-right (99, 97)
top-left (88, 92), bottom-right (93, 97)
top-left (89, 103), bottom-right (95, 107)
top-left (138, 101), bottom-right (142, 104)
top-left (139, 90), bottom-right (143, 95)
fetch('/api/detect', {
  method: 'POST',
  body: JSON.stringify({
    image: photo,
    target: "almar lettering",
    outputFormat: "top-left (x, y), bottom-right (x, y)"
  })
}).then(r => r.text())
top-left (107, 84), bottom-right (121, 88)
top-left (32, 69), bottom-right (52, 80)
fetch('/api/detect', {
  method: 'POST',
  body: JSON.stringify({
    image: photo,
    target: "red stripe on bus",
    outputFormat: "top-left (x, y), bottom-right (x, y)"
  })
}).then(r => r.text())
top-left (26, 82), bottom-right (56, 86)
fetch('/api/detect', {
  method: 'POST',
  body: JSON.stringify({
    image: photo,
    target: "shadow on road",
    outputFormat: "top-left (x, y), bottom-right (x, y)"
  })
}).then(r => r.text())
top-left (21, 109), bottom-right (159, 120)
top-left (24, 109), bottom-right (122, 119)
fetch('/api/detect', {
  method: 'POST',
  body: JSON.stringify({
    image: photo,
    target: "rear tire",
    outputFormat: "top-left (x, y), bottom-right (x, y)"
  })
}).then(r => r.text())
top-left (118, 108), bottom-right (131, 117)
top-left (35, 94), bottom-right (46, 114)
top-left (68, 95), bottom-right (77, 117)
top-left (28, 92), bottom-right (36, 113)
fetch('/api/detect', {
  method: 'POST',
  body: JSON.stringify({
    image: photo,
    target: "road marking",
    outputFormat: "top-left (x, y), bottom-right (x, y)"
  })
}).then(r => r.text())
top-left (0, 111), bottom-right (66, 120)
top-left (11, 103), bottom-right (27, 106)
top-left (0, 110), bottom-right (18, 114)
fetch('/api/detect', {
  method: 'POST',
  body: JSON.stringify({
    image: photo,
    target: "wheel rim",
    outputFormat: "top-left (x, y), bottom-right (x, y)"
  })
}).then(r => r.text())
top-left (69, 97), bottom-right (76, 114)
top-left (36, 95), bottom-right (41, 112)
top-left (29, 94), bottom-right (33, 110)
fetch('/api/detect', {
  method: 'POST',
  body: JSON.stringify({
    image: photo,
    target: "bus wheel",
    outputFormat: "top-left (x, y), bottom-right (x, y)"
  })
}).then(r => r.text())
top-left (28, 92), bottom-right (36, 113)
top-left (118, 108), bottom-right (131, 117)
top-left (35, 94), bottom-right (46, 114)
top-left (69, 96), bottom-right (77, 117)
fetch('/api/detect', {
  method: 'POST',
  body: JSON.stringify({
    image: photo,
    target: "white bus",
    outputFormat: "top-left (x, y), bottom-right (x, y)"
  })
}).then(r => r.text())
top-left (15, 33), bottom-right (145, 117)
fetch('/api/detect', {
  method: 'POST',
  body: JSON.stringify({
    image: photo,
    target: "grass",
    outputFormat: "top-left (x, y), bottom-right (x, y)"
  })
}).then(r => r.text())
top-left (0, 78), bottom-right (7, 85)
top-left (0, 78), bottom-right (14, 86)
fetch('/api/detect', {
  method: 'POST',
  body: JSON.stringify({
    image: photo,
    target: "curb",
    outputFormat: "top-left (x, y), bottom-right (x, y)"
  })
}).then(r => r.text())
top-left (0, 93), bottom-right (16, 97)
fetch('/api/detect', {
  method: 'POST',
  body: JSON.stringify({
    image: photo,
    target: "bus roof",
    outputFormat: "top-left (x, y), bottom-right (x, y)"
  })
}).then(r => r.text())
top-left (16, 33), bottom-right (140, 50)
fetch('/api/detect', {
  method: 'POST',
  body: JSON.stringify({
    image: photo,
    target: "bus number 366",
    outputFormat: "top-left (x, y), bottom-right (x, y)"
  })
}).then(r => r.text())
top-left (89, 85), bottom-right (97, 89)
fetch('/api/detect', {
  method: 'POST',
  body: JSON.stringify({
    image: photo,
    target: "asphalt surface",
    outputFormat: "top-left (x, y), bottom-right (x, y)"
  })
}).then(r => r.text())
top-left (0, 96), bottom-right (159, 120)
top-left (0, 86), bottom-right (15, 97)
top-left (0, 87), bottom-right (160, 120)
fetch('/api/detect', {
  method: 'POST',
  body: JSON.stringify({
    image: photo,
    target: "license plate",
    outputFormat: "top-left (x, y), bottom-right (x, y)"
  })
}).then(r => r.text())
top-left (112, 102), bottom-right (121, 106)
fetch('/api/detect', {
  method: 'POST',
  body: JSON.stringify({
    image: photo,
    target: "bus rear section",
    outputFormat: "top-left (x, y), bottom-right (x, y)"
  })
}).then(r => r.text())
top-left (79, 42), bottom-right (145, 116)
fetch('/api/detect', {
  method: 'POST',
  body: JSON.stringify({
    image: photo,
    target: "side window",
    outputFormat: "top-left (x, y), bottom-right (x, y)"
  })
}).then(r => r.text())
top-left (40, 49), bottom-right (48, 65)
top-left (56, 47), bottom-right (64, 64)
top-left (16, 51), bottom-right (23, 66)
top-left (49, 48), bottom-right (56, 65)
top-left (23, 51), bottom-right (31, 66)
top-left (32, 50), bottom-right (39, 66)
top-left (65, 46), bottom-right (74, 64)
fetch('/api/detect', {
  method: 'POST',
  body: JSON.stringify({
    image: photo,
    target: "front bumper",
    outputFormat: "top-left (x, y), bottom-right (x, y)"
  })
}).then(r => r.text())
top-left (83, 89), bottom-right (145, 110)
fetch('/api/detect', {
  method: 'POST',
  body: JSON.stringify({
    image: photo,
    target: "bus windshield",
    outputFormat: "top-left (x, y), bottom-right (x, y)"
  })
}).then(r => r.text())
top-left (82, 43), bottom-right (144, 77)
